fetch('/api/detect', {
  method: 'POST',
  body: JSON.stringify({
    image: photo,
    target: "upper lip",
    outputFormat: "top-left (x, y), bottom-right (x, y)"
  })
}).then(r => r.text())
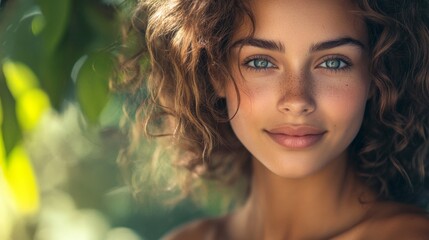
top-left (265, 125), bottom-right (326, 136)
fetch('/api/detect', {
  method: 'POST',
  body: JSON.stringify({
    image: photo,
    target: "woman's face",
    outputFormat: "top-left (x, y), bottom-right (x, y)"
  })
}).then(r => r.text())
top-left (224, 0), bottom-right (370, 178)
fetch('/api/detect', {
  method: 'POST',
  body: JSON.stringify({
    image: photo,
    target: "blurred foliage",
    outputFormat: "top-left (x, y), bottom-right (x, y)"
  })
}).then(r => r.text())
top-left (0, 0), bottom-right (214, 239)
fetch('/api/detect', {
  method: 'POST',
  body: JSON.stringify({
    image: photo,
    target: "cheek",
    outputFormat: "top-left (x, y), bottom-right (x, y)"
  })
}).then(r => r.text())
top-left (224, 79), bottom-right (268, 117)
top-left (321, 79), bottom-right (370, 130)
top-left (224, 82), bottom-right (239, 118)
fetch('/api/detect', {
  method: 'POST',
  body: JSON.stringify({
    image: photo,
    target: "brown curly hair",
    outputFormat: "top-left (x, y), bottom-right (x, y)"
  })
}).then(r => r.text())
top-left (117, 0), bottom-right (429, 207)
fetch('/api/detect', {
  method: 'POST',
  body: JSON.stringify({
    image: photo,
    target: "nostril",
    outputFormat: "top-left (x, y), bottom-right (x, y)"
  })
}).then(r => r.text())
top-left (280, 104), bottom-right (315, 115)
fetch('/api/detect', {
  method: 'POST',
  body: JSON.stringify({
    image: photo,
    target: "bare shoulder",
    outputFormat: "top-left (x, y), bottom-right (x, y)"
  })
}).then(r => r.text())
top-left (161, 216), bottom-right (227, 240)
top-left (364, 202), bottom-right (429, 240)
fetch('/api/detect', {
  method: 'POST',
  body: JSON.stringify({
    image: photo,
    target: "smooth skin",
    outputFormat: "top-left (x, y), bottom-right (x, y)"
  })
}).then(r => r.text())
top-left (164, 0), bottom-right (429, 239)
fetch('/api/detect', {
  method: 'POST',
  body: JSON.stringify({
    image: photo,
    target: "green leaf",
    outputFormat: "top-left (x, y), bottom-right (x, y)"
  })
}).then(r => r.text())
top-left (2, 60), bottom-right (50, 132)
top-left (76, 52), bottom-right (113, 124)
top-left (31, 14), bottom-right (45, 36)
top-left (0, 74), bottom-right (22, 159)
top-left (6, 143), bottom-right (40, 214)
top-left (16, 89), bottom-right (50, 132)
top-left (0, 3), bottom-right (44, 71)
top-left (0, 99), bottom-right (5, 170)
top-left (36, 0), bottom-right (71, 53)
top-left (2, 60), bottom-right (39, 99)
top-left (0, 129), bottom-right (6, 172)
top-left (82, 2), bottom-right (120, 48)
top-left (38, 50), bottom-right (72, 110)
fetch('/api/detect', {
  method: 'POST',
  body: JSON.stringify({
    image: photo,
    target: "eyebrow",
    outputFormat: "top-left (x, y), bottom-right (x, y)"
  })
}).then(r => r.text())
top-left (232, 38), bottom-right (285, 52)
top-left (231, 37), bottom-right (366, 53)
top-left (310, 37), bottom-right (366, 52)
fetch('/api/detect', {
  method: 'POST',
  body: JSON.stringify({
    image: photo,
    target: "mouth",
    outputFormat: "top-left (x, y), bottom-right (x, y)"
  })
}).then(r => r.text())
top-left (265, 125), bottom-right (326, 149)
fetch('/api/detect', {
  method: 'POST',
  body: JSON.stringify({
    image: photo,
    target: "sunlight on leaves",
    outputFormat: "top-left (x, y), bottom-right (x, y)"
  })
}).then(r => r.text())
top-left (16, 89), bottom-right (51, 132)
top-left (0, 132), bottom-right (5, 173)
top-left (2, 60), bottom-right (39, 99)
top-left (6, 148), bottom-right (37, 213)
top-left (2, 60), bottom-right (51, 131)
top-left (0, 133), bottom-right (14, 240)
top-left (6, 144), bottom-right (39, 215)
top-left (31, 14), bottom-right (46, 36)
top-left (0, 100), bottom-right (5, 172)
top-left (0, 170), bottom-right (15, 240)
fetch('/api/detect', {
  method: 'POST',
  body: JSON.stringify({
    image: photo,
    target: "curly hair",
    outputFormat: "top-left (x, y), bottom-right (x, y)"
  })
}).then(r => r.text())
top-left (118, 0), bottom-right (429, 207)
top-left (352, 0), bottom-right (429, 206)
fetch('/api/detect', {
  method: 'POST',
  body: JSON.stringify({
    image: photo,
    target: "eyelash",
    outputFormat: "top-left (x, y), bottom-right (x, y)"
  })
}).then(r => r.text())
top-left (317, 56), bottom-right (352, 72)
top-left (242, 55), bottom-right (352, 73)
top-left (242, 55), bottom-right (277, 72)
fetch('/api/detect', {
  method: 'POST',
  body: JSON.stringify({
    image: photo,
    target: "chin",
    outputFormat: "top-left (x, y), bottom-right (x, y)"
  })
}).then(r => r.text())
top-left (254, 151), bottom-right (348, 179)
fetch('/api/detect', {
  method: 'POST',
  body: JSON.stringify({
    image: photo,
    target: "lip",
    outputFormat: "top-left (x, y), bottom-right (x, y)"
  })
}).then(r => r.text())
top-left (265, 125), bottom-right (326, 149)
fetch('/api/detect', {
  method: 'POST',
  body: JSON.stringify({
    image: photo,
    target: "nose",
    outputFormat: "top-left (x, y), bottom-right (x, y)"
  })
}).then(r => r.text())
top-left (277, 72), bottom-right (316, 115)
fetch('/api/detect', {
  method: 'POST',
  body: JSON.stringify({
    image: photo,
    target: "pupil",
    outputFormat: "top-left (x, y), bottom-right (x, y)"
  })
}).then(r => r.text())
top-left (327, 60), bottom-right (340, 68)
top-left (255, 59), bottom-right (268, 68)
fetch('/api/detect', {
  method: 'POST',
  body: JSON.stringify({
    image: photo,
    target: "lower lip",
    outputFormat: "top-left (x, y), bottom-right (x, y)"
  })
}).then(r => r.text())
top-left (266, 132), bottom-right (325, 149)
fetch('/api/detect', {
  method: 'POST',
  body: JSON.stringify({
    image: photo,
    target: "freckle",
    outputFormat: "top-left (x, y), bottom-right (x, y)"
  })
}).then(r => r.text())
top-left (345, 84), bottom-right (349, 87)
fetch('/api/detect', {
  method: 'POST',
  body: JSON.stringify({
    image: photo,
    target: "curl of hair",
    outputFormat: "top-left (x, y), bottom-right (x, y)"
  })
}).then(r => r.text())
top-left (117, 0), bottom-right (253, 200)
top-left (118, 0), bottom-right (429, 207)
top-left (352, 0), bottom-right (429, 207)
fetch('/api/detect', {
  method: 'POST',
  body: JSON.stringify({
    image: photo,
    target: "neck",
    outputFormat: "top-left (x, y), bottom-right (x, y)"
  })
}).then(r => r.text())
top-left (230, 153), bottom-right (375, 239)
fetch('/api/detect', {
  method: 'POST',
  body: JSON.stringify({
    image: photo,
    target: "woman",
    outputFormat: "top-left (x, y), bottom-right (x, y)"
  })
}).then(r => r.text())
top-left (121, 0), bottom-right (429, 239)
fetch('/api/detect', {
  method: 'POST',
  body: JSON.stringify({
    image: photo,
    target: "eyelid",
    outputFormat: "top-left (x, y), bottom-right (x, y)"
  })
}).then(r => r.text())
top-left (316, 55), bottom-right (352, 71)
top-left (243, 55), bottom-right (276, 64)
top-left (242, 55), bottom-right (278, 69)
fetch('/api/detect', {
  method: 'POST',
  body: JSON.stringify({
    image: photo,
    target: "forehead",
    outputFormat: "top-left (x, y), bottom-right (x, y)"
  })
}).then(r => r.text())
top-left (234, 0), bottom-right (367, 45)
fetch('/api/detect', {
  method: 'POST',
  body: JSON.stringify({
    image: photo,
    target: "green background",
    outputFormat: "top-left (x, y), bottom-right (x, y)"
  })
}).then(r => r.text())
top-left (0, 0), bottom-right (219, 239)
